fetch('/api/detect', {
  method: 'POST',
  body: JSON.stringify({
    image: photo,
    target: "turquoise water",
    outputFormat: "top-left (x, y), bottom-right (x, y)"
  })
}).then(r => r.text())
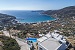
top-left (26, 38), bottom-right (37, 42)
top-left (0, 10), bottom-right (55, 23)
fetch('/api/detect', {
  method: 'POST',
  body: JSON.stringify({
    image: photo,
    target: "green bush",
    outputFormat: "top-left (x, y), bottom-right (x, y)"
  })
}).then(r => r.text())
top-left (0, 36), bottom-right (20, 50)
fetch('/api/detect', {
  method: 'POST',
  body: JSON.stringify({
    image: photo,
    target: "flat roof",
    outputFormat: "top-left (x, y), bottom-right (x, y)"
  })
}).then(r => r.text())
top-left (39, 37), bottom-right (61, 50)
top-left (37, 36), bottom-right (48, 42)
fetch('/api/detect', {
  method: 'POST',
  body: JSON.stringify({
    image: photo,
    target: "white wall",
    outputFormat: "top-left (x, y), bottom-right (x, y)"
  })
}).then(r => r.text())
top-left (38, 44), bottom-right (47, 50)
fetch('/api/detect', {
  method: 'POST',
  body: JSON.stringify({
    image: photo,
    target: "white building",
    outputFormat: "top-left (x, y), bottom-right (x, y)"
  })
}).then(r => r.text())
top-left (37, 32), bottom-right (69, 50)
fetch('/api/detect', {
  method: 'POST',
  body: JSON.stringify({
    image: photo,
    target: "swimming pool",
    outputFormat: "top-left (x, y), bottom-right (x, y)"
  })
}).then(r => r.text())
top-left (26, 38), bottom-right (37, 42)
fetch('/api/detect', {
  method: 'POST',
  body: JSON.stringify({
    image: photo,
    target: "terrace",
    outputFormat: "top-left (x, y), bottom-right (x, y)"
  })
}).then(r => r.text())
top-left (37, 32), bottom-right (69, 50)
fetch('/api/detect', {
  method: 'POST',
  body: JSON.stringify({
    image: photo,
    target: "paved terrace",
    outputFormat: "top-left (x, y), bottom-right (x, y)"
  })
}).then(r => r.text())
top-left (40, 37), bottom-right (61, 50)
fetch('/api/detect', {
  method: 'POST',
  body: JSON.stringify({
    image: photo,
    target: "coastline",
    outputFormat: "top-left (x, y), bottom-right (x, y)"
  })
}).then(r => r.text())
top-left (17, 17), bottom-right (57, 24)
top-left (16, 12), bottom-right (57, 24)
top-left (0, 11), bottom-right (57, 24)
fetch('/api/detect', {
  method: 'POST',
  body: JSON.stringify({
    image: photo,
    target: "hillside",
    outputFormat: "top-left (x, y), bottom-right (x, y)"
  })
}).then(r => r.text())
top-left (43, 6), bottom-right (75, 18)
top-left (43, 6), bottom-right (75, 37)
top-left (0, 13), bottom-right (17, 30)
top-left (0, 35), bottom-right (20, 50)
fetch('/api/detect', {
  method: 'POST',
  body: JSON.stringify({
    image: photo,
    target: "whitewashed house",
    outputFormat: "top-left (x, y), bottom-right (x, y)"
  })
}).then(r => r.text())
top-left (37, 32), bottom-right (69, 50)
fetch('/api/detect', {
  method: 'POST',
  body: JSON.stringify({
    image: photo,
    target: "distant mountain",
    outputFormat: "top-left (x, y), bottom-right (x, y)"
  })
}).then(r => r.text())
top-left (31, 10), bottom-right (44, 12)
top-left (43, 6), bottom-right (75, 18)
top-left (0, 13), bottom-right (16, 28)
top-left (0, 13), bottom-right (16, 20)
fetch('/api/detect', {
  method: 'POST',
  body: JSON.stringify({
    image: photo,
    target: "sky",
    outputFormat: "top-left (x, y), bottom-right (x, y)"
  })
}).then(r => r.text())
top-left (0, 0), bottom-right (75, 10)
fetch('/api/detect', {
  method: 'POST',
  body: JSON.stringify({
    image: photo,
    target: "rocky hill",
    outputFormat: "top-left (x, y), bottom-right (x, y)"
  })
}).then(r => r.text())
top-left (0, 13), bottom-right (17, 29)
top-left (43, 6), bottom-right (75, 18)
top-left (43, 6), bottom-right (75, 37)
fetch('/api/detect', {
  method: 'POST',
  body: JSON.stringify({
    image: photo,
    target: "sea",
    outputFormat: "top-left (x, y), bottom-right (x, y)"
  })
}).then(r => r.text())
top-left (0, 10), bottom-right (55, 23)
